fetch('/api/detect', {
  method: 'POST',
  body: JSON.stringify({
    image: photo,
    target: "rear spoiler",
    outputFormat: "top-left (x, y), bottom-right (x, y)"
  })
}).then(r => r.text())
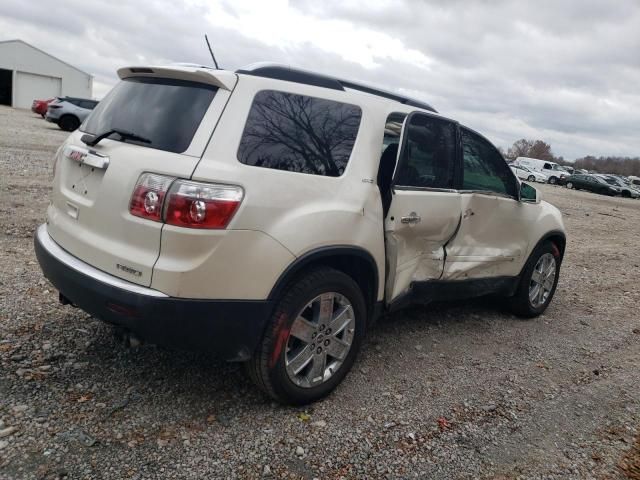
top-left (117, 66), bottom-right (237, 91)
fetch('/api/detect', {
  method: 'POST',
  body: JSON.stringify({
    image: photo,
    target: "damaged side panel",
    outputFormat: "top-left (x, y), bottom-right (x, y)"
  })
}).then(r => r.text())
top-left (443, 193), bottom-right (531, 280)
top-left (384, 190), bottom-right (462, 302)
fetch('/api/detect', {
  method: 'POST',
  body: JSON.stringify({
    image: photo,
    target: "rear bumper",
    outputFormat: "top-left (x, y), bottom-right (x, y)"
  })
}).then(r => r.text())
top-left (34, 224), bottom-right (272, 361)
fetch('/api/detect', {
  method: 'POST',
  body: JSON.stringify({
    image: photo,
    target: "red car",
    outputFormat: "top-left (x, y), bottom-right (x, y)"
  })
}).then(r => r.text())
top-left (31, 98), bottom-right (54, 118)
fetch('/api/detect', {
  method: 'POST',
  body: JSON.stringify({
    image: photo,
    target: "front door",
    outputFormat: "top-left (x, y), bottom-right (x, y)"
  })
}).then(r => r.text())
top-left (384, 112), bottom-right (462, 302)
top-left (444, 127), bottom-right (530, 280)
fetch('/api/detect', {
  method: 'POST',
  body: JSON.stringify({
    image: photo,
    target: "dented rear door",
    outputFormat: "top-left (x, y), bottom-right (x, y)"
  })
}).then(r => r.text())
top-left (384, 112), bottom-right (462, 302)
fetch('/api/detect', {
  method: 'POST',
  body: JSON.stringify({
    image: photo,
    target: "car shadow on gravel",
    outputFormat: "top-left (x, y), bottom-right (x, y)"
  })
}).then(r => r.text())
top-left (70, 295), bottom-right (524, 413)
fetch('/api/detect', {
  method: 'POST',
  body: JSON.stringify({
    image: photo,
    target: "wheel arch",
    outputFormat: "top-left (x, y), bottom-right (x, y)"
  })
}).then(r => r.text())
top-left (268, 246), bottom-right (380, 322)
top-left (527, 230), bottom-right (566, 267)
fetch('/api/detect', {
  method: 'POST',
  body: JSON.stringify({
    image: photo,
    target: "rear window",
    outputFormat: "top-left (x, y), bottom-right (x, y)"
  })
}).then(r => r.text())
top-left (237, 90), bottom-right (362, 177)
top-left (82, 77), bottom-right (217, 154)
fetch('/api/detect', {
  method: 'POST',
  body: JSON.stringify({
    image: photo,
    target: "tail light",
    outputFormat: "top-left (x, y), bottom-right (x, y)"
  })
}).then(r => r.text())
top-left (165, 180), bottom-right (243, 229)
top-left (129, 173), bottom-right (243, 229)
top-left (129, 173), bottom-right (174, 222)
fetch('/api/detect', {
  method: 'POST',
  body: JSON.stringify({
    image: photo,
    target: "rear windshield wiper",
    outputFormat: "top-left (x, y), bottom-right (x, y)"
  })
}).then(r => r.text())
top-left (81, 128), bottom-right (152, 147)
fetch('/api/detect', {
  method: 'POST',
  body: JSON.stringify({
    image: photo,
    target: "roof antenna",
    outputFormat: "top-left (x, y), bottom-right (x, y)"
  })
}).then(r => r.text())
top-left (204, 34), bottom-right (220, 69)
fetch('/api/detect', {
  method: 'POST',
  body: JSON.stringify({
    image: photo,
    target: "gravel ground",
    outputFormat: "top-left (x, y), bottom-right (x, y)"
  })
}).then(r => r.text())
top-left (1, 105), bottom-right (639, 480)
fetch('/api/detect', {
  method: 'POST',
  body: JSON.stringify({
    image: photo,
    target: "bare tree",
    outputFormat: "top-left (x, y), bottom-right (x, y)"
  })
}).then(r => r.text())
top-left (507, 139), bottom-right (534, 159)
top-left (507, 138), bottom-right (556, 161)
top-left (238, 91), bottom-right (362, 177)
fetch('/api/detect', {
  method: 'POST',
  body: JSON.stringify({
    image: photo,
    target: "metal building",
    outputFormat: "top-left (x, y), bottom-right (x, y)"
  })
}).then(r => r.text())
top-left (0, 39), bottom-right (93, 109)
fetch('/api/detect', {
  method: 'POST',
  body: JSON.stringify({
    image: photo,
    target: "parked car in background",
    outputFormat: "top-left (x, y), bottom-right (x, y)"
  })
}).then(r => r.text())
top-left (510, 164), bottom-right (548, 183)
top-left (512, 157), bottom-right (568, 185)
top-left (564, 174), bottom-right (620, 196)
top-left (628, 176), bottom-right (640, 187)
top-left (46, 97), bottom-right (99, 131)
top-left (31, 98), bottom-right (54, 118)
top-left (35, 63), bottom-right (566, 404)
top-left (596, 175), bottom-right (640, 198)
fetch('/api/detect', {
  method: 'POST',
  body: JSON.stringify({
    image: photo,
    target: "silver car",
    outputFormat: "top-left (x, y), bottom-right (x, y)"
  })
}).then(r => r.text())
top-left (45, 97), bottom-right (99, 132)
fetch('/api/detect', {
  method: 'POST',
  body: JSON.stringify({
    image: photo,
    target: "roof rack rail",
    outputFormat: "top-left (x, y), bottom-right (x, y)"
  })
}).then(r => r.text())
top-left (236, 63), bottom-right (437, 113)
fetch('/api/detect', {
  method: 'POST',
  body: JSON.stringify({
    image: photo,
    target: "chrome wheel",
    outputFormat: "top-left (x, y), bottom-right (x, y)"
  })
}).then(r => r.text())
top-left (529, 253), bottom-right (556, 308)
top-left (566, 182), bottom-right (573, 189)
top-left (285, 292), bottom-right (355, 388)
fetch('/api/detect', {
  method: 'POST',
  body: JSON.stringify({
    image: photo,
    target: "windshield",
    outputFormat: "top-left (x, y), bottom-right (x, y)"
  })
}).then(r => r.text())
top-left (82, 77), bottom-right (217, 154)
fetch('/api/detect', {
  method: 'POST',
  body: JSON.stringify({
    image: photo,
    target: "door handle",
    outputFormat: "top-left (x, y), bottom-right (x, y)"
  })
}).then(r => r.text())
top-left (401, 212), bottom-right (421, 224)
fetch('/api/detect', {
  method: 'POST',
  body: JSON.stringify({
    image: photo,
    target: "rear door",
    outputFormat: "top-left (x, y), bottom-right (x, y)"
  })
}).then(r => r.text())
top-left (444, 127), bottom-right (529, 280)
top-left (46, 70), bottom-right (236, 287)
top-left (384, 112), bottom-right (462, 302)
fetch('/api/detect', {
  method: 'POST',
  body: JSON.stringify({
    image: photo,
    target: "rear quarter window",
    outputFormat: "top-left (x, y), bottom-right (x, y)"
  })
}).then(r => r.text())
top-left (237, 90), bottom-right (362, 177)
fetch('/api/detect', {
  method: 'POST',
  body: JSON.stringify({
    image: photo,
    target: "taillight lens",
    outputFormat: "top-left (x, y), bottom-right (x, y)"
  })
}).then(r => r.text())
top-left (129, 173), bottom-right (174, 222)
top-left (165, 180), bottom-right (244, 229)
top-left (129, 174), bottom-right (243, 229)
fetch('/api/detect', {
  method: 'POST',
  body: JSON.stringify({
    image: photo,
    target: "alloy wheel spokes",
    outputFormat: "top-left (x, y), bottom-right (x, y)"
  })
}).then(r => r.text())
top-left (529, 253), bottom-right (557, 308)
top-left (285, 292), bottom-right (355, 388)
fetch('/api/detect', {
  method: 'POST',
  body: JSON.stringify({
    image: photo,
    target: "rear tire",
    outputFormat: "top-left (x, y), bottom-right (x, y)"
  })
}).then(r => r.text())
top-left (548, 176), bottom-right (557, 185)
top-left (246, 267), bottom-right (366, 405)
top-left (508, 241), bottom-right (561, 318)
top-left (59, 115), bottom-right (80, 132)
top-left (622, 191), bottom-right (630, 198)
top-left (527, 175), bottom-right (536, 182)
top-left (566, 182), bottom-right (573, 189)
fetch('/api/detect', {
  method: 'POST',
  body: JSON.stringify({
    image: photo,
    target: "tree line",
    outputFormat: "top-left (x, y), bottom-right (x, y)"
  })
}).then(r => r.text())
top-left (501, 138), bottom-right (640, 177)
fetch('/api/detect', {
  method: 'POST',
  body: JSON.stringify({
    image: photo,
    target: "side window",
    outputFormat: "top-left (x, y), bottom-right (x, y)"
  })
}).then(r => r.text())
top-left (461, 128), bottom-right (517, 197)
top-left (381, 112), bottom-right (405, 151)
top-left (543, 163), bottom-right (552, 170)
top-left (237, 90), bottom-right (362, 177)
top-left (394, 114), bottom-right (456, 189)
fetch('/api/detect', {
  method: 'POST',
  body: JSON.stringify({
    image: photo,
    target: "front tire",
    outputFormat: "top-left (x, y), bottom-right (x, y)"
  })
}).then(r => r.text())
top-left (548, 176), bottom-right (557, 185)
top-left (527, 175), bottom-right (536, 182)
top-left (566, 182), bottom-right (573, 189)
top-left (508, 241), bottom-right (560, 318)
top-left (247, 267), bottom-right (366, 405)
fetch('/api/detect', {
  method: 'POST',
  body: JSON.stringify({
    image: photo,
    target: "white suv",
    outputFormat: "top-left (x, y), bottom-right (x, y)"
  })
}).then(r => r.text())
top-left (35, 63), bottom-right (566, 404)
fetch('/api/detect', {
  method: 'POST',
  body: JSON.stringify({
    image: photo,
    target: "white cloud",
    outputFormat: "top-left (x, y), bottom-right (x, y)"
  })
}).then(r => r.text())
top-left (0, 0), bottom-right (638, 159)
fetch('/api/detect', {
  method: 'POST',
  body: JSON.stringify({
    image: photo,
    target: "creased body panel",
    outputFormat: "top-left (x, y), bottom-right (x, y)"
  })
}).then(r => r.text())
top-left (384, 189), bottom-right (462, 300)
top-left (444, 195), bottom-right (564, 280)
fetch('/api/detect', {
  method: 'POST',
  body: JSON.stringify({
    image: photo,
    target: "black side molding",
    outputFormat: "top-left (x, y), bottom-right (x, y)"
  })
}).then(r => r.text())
top-left (388, 276), bottom-right (520, 313)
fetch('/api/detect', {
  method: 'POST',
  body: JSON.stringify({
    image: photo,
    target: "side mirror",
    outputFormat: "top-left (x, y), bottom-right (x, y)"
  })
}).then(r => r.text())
top-left (520, 182), bottom-right (539, 203)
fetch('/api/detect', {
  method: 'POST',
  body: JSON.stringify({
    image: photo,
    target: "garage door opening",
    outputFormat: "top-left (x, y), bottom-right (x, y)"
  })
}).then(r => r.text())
top-left (0, 69), bottom-right (12, 106)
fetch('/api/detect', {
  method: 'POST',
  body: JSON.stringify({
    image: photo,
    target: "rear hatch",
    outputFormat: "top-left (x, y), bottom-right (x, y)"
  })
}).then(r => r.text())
top-left (46, 66), bottom-right (237, 287)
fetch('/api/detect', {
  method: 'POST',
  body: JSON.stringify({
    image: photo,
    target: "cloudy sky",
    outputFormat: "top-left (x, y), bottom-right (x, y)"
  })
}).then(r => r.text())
top-left (1, 0), bottom-right (638, 160)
